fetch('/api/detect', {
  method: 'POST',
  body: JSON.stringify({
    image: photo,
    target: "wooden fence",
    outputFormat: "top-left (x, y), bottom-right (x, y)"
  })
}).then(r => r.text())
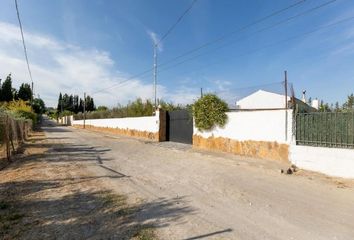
top-left (0, 112), bottom-right (32, 162)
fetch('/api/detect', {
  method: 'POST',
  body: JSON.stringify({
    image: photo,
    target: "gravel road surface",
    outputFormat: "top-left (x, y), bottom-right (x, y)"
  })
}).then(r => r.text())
top-left (44, 119), bottom-right (354, 240)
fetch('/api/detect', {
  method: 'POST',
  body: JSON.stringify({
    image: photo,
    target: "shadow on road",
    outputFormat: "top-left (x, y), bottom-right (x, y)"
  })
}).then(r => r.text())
top-left (0, 177), bottom-right (196, 239)
top-left (0, 119), bottom-right (197, 239)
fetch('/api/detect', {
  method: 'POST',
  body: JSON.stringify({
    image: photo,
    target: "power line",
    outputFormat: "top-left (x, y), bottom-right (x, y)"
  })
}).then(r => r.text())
top-left (157, 0), bottom-right (198, 45)
top-left (153, 0), bottom-right (197, 107)
top-left (95, 5), bottom-right (352, 103)
top-left (158, 0), bottom-right (337, 72)
top-left (157, 14), bottom-right (354, 80)
top-left (158, 0), bottom-right (308, 68)
top-left (14, 0), bottom-right (34, 95)
top-left (93, 0), bottom-right (198, 96)
top-left (93, 0), bottom-right (336, 96)
top-left (92, 0), bottom-right (306, 95)
top-left (91, 69), bottom-right (151, 95)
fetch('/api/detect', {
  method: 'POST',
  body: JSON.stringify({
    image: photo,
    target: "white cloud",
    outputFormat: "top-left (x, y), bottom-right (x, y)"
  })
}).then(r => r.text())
top-left (0, 21), bottom-right (165, 107)
top-left (0, 21), bottom-right (198, 108)
top-left (167, 86), bottom-right (199, 105)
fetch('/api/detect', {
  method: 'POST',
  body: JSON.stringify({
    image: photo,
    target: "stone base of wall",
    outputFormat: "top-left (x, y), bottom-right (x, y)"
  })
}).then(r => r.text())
top-left (193, 135), bottom-right (289, 162)
top-left (73, 125), bottom-right (159, 141)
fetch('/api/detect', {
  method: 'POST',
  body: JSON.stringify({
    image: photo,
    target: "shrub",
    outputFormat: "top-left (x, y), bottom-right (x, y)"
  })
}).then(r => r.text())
top-left (192, 94), bottom-right (228, 131)
top-left (1, 100), bottom-right (37, 126)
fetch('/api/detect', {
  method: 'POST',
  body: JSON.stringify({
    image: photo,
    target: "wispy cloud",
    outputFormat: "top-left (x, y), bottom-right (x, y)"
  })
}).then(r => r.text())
top-left (0, 21), bottom-right (195, 108)
top-left (0, 22), bottom-right (165, 107)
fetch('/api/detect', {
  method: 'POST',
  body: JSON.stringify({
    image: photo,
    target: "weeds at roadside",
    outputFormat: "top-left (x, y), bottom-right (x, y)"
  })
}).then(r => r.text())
top-left (132, 227), bottom-right (157, 240)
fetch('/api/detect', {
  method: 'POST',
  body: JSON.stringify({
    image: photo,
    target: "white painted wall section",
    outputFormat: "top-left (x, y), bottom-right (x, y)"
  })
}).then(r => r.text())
top-left (73, 114), bottom-right (159, 133)
top-left (290, 145), bottom-right (354, 179)
top-left (194, 109), bottom-right (293, 144)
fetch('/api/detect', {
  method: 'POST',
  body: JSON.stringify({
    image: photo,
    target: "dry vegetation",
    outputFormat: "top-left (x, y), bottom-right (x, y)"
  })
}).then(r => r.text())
top-left (0, 131), bottom-right (157, 240)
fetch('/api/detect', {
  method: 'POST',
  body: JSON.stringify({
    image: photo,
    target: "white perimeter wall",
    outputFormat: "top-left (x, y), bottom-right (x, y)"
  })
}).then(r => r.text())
top-left (290, 145), bottom-right (354, 178)
top-left (73, 114), bottom-right (159, 133)
top-left (194, 109), bottom-right (293, 144)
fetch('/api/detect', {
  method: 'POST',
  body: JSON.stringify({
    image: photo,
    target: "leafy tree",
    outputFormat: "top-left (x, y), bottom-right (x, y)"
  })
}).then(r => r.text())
top-left (0, 78), bottom-right (2, 100)
top-left (73, 95), bottom-right (79, 113)
top-left (32, 98), bottom-right (46, 114)
top-left (319, 101), bottom-right (331, 112)
top-left (85, 95), bottom-right (95, 111)
top-left (335, 102), bottom-right (341, 112)
top-left (79, 98), bottom-right (84, 112)
top-left (62, 93), bottom-right (70, 110)
top-left (12, 88), bottom-right (19, 100)
top-left (159, 99), bottom-right (182, 111)
top-left (1, 74), bottom-right (13, 102)
top-left (343, 93), bottom-right (354, 111)
top-left (97, 106), bottom-right (108, 111)
top-left (193, 94), bottom-right (228, 131)
top-left (18, 83), bottom-right (32, 101)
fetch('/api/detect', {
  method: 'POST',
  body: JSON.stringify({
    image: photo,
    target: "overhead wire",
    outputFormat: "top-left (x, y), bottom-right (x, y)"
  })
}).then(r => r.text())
top-left (157, 0), bottom-right (337, 72)
top-left (14, 0), bottom-right (34, 90)
top-left (157, 14), bottom-right (354, 80)
top-left (157, 0), bottom-right (198, 45)
top-left (158, 0), bottom-right (308, 68)
top-left (92, 0), bottom-right (335, 96)
top-left (92, 0), bottom-right (197, 95)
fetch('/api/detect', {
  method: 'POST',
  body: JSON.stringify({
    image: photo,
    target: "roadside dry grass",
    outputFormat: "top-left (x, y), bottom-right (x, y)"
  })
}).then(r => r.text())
top-left (0, 131), bottom-right (157, 240)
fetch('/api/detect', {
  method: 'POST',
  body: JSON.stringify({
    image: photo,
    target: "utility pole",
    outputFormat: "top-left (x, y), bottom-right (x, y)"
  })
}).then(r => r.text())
top-left (153, 43), bottom-right (157, 109)
top-left (83, 92), bottom-right (86, 129)
top-left (200, 87), bottom-right (203, 98)
top-left (284, 70), bottom-right (288, 142)
top-left (284, 70), bottom-right (288, 109)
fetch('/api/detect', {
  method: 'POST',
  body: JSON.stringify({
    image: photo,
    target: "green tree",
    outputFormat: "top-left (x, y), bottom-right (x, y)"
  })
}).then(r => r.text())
top-left (193, 94), bottom-right (228, 131)
top-left (79, 98), bottom-right (84, 112)
top-left (343, 93), bottom-right (354, 111)
top-left (319, 101), bottom-right (331, 112)
top-left (73, 95), bottom-right (79, 113)
top-left (0, 78), bottom-right (2, 101)
top-left (1, 74), bottom-right (13, 102)
top-left (85, 95), bottom-right (95, 111)
top-left (97, 106), bottom-right (108, 111)
top-left (335, 101), bottom-right (341, 112)
top-left (159, 99), bottom-right (182, 111)
top-left (12, 88), bottom-right (18, 100)
top-left (18, 83), bottom-right (32, 101)
top-left (32, 98), bottom-right (46, 114)
top-left (57, 93), bottom-right (63, 113)
top-left (62, 93), bottom-right (70, 110)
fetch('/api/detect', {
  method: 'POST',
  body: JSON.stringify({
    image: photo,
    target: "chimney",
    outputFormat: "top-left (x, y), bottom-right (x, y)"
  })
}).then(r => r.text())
top-left (302, 90), bottom-right (306, 103)
top-left (311, 98), bottom-right (319, 110)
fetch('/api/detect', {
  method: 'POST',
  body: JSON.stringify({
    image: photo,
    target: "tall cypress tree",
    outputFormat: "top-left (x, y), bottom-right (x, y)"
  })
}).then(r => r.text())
top-left (18, 83), bottom-right (32, 101)
top-left (57, 93), bottom-right (63, 112)
top-left (2, 74), bottom-right (13, 102)
top-left (0, 78), bottom-right (2, 101)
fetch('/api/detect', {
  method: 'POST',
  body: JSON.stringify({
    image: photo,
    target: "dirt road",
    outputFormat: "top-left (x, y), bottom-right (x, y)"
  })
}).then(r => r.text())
top-left (2, 118), bottom-right (354, 239)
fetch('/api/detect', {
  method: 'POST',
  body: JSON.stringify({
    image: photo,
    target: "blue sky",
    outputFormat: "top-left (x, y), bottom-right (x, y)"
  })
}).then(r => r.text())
top-left (0, 0), bottom-right (353, 107)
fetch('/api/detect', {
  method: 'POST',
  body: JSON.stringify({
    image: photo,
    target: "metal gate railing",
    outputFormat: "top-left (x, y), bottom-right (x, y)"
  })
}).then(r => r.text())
top-left (296, 112), bottom-right (354, 148)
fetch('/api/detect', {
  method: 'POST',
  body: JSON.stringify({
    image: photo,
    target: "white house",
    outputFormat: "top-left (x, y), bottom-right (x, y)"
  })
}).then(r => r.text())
top-left (236, 90), bottom-right (289, 109)
top-left (236, 90), bottom-right (315, 112)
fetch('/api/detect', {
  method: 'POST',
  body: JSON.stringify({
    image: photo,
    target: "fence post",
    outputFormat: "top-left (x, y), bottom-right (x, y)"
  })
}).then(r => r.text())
top-left (5, 115), bottom-right (10, 161)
